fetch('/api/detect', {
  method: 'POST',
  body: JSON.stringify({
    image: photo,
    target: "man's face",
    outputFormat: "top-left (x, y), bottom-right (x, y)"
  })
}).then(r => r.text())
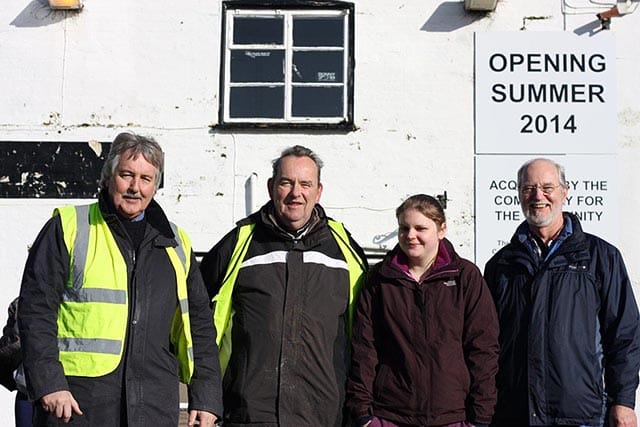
top-left (108, 149), bottom-right (158, 220)
top-left (268, 155), bottom-right (323, 231)
top-left (519, 159), bottom-right (568, 230)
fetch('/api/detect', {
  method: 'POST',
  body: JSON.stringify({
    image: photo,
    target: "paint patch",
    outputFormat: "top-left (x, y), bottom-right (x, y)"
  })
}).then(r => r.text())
top-left (88, 140), bottom-right (103, 157)
top-left (0, 141), bottom-right (111, 198)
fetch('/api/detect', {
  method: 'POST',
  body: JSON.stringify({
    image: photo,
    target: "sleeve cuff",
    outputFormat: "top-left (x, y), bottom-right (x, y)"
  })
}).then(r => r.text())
top-left (356, 415), bottom-right (373, 426)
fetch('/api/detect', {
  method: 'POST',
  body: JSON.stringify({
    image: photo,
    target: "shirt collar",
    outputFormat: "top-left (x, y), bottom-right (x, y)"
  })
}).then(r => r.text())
top-left (516, 213), bottom-right (573, 260)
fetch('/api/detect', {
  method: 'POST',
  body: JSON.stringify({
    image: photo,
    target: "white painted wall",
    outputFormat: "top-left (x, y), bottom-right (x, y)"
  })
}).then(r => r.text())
top-left (1, 0), bottom-right (638, 422)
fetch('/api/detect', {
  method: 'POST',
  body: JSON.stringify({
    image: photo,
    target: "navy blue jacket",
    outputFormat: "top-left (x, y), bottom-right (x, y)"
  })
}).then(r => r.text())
top-left (484, 213), bottom-right (640, 426)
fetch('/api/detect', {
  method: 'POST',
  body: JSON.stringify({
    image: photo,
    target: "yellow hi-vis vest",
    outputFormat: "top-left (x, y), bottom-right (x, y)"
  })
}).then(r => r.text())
top-left (212, 220), bottom-right (367, 373)
top-left (55, 203), bottom-right (195, 383)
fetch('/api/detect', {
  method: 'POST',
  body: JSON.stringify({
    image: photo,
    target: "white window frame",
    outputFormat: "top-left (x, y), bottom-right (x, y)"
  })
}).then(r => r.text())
top-left (218, 2), bottom-right (354, 129)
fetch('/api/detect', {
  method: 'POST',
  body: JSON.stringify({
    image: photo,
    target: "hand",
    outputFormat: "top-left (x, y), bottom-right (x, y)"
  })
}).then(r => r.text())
top-left (40, 390), bottom-right (83, 423)
top-left (188, 409), bottom-right (218, 426)
top-left (610, 404), bottom-right (637, 427)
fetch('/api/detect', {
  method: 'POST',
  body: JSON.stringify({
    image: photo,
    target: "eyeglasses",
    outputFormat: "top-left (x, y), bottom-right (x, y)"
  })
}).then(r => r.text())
top-left (519, 184), bottom-right (563, 195)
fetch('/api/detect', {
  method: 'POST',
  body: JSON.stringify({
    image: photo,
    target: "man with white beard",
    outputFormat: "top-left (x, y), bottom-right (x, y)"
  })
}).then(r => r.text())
top-left (484, 158), bottom-right (640, 427)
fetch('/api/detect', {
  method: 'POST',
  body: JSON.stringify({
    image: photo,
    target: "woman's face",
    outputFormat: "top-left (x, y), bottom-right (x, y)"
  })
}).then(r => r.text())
top-left (397, 208), bottom-right (446, 266)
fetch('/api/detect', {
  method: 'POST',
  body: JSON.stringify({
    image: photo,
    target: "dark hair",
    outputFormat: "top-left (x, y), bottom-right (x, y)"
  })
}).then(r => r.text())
top-left (272, 145), bottom-right (323, 182)
top-left (396, 194), bottom-right (446, 227)
top-left (100, 132), bottom-right (164, 190)
top-left (517, 158), bottom-right (567, 189)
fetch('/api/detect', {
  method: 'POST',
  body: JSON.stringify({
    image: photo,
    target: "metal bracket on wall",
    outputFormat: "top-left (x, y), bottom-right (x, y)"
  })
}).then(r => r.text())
top-left (437, 191), bottom-right (448, 210)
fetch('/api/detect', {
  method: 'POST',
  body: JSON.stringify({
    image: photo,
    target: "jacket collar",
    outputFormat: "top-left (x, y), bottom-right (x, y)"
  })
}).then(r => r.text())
top-left (381, 238), bottom-right (460, 282)
top-left (502, 212), bottom-right (590, 269)
top-left (514, 213), bottom-right (574, 261)
top-left (240, 201), bottom-right (330, 244)
top-left (265, 202), bottom-right (321, 239)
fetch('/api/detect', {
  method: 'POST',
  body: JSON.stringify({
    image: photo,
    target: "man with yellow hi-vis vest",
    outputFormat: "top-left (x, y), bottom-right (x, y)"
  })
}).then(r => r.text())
top-left (200, 145), bottom-right (368, 427)
top-left (18, 133), bottom-right (222, 426)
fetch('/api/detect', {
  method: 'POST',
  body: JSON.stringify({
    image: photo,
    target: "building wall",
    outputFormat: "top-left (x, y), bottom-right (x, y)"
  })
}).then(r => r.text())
top-left (1, 0), bottom-right (638, 421)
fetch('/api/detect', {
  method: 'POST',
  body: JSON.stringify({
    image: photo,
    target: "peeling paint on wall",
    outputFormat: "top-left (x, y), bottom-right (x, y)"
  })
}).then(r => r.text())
top-left (0, 141), bottom-right (110, 198)
top-left (521, 15), bottom-right (552, 30)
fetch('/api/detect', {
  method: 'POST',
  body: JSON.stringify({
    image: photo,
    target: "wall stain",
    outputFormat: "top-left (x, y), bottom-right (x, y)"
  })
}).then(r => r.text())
top-left (521, 15), bottom-right (552, 30)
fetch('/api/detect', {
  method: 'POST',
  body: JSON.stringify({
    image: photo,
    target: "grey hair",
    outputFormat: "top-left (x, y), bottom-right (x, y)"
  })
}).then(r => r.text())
top-left (271, 145), bottom-right (323, 182)
top-left (517, 158), bottom-right (567, 189)
top-left (100, 132), bottom-right (164, 191)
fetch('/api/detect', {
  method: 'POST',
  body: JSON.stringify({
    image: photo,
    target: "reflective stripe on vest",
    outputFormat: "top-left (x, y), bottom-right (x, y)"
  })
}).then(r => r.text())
top-left (212, 220), bottom-right (366, 373)
top-left (55, 204), bottom-right (128, 377)
top-left (167, 222), bottom-right (195, 384)
top-left (326, 220), bottom-right (367, 337)
top-left (55, 204), bottom-right (195, 383)
top-left (212, 223), bottom-right (255, 373)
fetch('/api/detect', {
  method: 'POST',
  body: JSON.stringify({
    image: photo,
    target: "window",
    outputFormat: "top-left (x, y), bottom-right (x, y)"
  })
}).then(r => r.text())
top-left (218, 1), bottom-right (355, 129)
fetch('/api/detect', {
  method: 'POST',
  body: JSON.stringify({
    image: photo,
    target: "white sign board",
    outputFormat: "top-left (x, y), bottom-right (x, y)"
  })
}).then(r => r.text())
top-left (475, 155), bottom-right (619, 271)
top-left (475, 32), bottom-right (616, 154)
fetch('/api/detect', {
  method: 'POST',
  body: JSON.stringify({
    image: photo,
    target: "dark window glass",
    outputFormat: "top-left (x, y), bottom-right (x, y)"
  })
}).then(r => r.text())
top-left (292, 87), bottom-right (343, 117)
top-left (293, 17), bottom-right (343, 47)
top-left (292, 51), bottom-right (343, 83)
top-left (233, 16), bottom-right (283, 45)
top-left (231, 50), bottom-right (285, 83)
top-left (230, 86), bottom-right (284, 118)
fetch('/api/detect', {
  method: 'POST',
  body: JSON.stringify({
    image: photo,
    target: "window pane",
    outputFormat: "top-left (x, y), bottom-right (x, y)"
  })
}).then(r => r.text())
top-left (231, 50), bottom-right (285, 83)
top-left (292, 51), bottom-right (343, 83)
top-left (229, 86), bottom-right (284, 119)
top-left (293, 17), bottom-right (343, 47)
top-left (292, 87), bottom-right (343, 117)
top-left (233, 16), bottom-right (283, 45)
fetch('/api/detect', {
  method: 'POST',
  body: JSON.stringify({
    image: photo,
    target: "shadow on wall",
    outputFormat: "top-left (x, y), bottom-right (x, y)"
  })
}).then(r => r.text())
top-left (10, 0), bottom-right (68, 28)
top-left (573, 19), bottom-right (606, 36)
top-left (421, 1), bottom-right (487, 32)
top-left (373, 230), bottom-right (397, 247)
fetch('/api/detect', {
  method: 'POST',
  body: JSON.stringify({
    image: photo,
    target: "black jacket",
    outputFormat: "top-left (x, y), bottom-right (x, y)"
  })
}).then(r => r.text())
top-left (484, 213), bottom-right (640, 426)
top-left (19, 192), bottom-right (223, 426)
top-left (200, 202), bottom-right (367, 427)
top-left (0, 297), bottom-right (21, 391)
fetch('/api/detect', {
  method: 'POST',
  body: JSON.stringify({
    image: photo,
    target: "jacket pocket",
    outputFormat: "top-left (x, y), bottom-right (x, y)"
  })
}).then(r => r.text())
top-left (373, 364), bottom-right (410, 406)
